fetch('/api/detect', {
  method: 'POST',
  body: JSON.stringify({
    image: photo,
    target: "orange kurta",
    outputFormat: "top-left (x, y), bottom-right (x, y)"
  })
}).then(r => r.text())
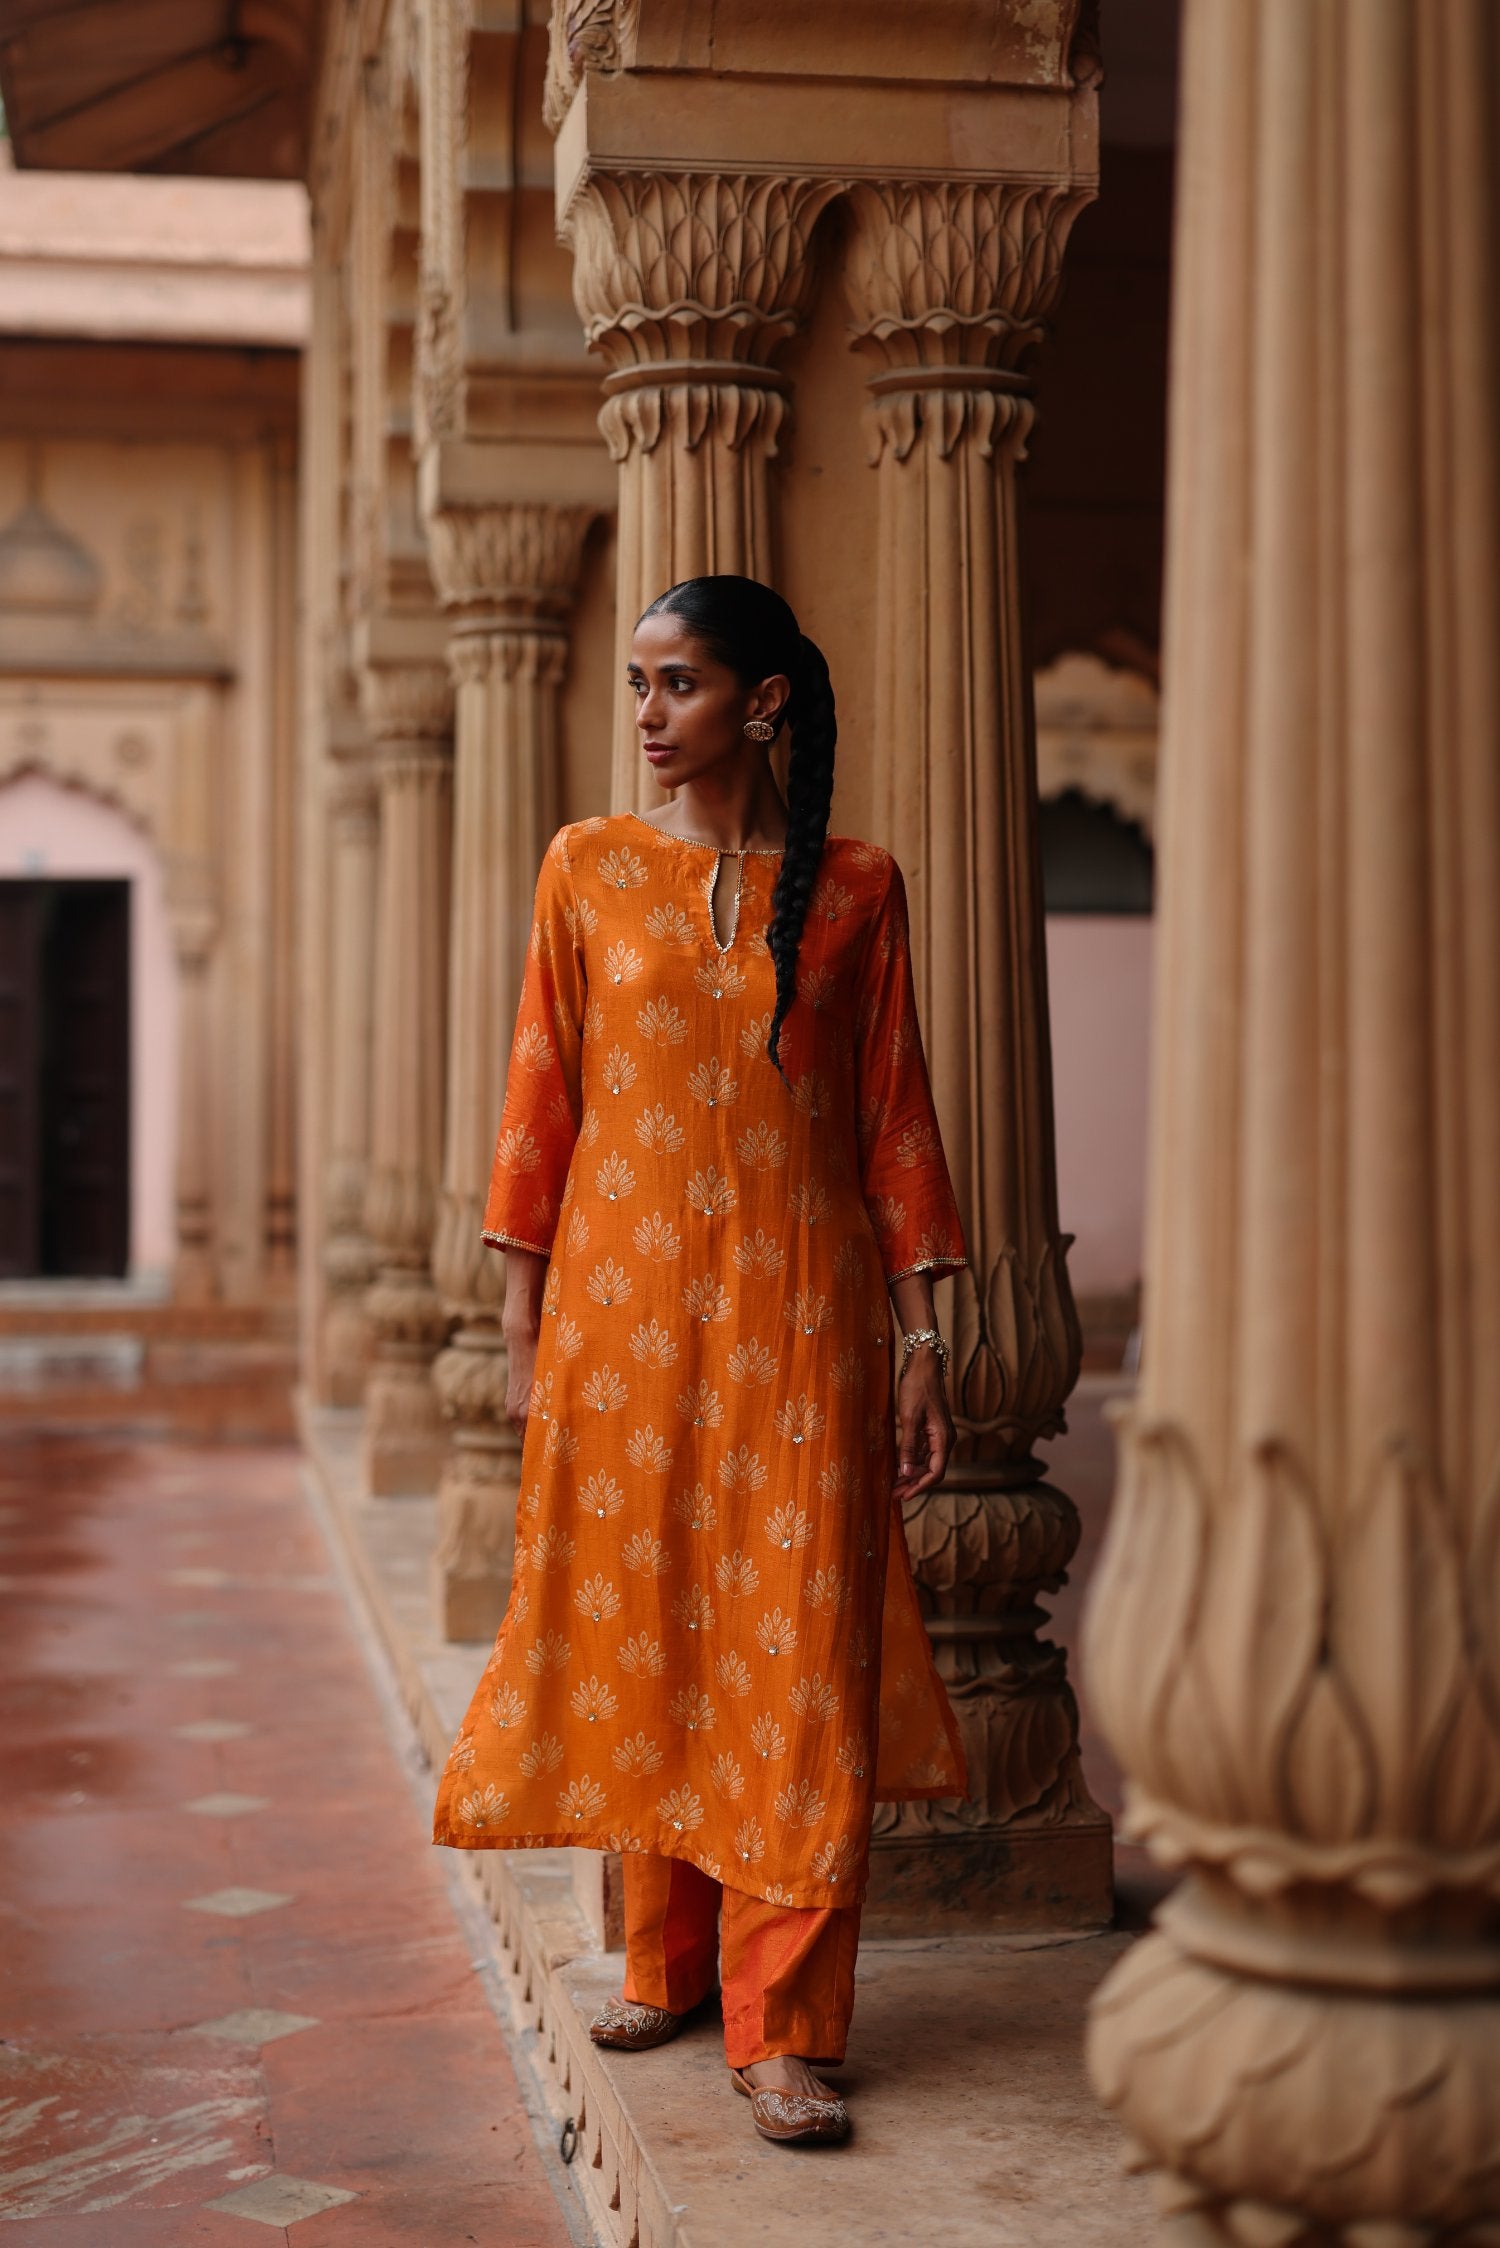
top-left (433, 811), bottom-right (968, 1908)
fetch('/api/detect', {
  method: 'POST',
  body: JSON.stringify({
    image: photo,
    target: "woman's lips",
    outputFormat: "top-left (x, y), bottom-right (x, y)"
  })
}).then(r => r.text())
top-left (643, 744), bottom-right (676, 765)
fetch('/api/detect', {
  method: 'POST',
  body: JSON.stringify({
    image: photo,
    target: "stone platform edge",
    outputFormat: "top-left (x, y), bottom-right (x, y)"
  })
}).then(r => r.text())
top-left (296, 1397), bottom-right (1150, 2248)
top-left (298, 1396), bottom-right (695, 2248)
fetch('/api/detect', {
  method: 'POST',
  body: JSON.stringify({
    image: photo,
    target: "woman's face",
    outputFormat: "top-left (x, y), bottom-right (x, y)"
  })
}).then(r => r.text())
top-left (627, 612), bottom-right (788, 792)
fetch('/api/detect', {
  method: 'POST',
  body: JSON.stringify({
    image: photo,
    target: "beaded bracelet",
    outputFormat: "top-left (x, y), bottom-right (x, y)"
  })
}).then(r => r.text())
top-left (900, 1326), bottom-right (950, 1378)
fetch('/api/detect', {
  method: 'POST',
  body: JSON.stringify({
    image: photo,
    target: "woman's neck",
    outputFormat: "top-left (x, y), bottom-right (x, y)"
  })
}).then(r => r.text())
top-left (640, 776), bottom-right (789, 854)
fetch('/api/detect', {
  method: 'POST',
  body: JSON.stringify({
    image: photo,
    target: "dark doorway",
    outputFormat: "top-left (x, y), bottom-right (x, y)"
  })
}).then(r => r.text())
top-left (0, 881), bottom-right (130, 1279)
top-left (1039, 789), bottom-right (1156, 915)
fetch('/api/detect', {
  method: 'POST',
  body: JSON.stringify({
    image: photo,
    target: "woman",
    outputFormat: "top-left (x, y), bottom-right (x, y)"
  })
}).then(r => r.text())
top-left (434, 575), bottom-right (968, 2148)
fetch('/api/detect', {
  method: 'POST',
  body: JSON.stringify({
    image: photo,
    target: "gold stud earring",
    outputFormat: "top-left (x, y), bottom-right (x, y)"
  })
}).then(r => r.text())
top-left (743, 718), bottom-right (776, 743)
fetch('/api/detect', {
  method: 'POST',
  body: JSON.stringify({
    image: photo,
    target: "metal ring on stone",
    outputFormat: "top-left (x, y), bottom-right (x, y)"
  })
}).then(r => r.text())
top-left (558, 2116), bottom-right (579, 2166)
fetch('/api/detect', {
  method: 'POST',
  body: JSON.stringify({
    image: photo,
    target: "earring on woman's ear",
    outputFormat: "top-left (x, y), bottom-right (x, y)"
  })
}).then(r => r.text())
top-left (743, 718), bottom-right (776, 743)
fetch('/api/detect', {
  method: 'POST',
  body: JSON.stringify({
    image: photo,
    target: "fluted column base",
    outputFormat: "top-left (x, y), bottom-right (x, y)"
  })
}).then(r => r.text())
top-left (431, 1316), bottom-right (520, 1641)
top-left (363, 1259), bottom-right (449, 1495)
top-left (864, 1468), bottom-right (1113, 1934)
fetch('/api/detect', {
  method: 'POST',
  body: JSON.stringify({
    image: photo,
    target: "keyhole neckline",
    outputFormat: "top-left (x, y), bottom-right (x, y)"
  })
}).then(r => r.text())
top-left (707, 850), bottom-right (744, 954)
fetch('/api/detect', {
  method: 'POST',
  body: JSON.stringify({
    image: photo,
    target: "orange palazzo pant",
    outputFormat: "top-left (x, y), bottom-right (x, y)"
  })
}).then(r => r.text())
top-left (621, 1854), bottom-right (861, 2070)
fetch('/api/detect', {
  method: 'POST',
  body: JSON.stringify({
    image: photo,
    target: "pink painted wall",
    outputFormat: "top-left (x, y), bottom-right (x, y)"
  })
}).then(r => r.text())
top-left (0, 773), bottom-right (179, 1282)
top-left (1045, 915), bottom-right (1154, 1301)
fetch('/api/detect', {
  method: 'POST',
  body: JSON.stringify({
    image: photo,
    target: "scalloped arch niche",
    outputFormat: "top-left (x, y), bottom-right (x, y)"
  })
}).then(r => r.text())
top-left (0, 771), bottom-right (179, 1281)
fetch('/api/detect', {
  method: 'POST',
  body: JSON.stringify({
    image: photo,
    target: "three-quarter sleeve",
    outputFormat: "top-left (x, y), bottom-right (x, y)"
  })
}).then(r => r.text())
top-left (481, 827), bottom-right (587, 1259)
top-left (854, 855), bottom-right (968, 1284)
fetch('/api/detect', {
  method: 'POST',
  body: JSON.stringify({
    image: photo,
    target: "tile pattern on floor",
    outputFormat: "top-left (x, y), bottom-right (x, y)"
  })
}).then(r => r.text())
top-left (188, 2008), bottom-right (321, 2047)
top-left (182, 1887), bottom-right (295, 1919)
top-left (205, 2174), bottom-right (358, 2226)
top-left (0, 1431), bottom-right (584, 2245)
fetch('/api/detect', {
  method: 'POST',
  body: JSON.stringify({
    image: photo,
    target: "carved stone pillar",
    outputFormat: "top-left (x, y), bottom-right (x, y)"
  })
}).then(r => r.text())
top-left (360, 660), bottom-right (454, 1495)
top-left (846, 179), bottom-right (1111, 1928)
top-left (562, 171), bottom-right (837, 808)
top-left (171, 909), bottom-right (217, 1306)
top-left (1085, 3), bottom-right (1500, 2235)
top-left (425, 500), bottom-right (595, 1638)
top-left (321, 738), bottom-right (380, 1404)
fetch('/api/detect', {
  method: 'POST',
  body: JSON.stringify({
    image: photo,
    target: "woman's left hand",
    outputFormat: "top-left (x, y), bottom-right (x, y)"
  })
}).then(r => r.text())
top-left (892, 1351), bottom-right (955, 1504)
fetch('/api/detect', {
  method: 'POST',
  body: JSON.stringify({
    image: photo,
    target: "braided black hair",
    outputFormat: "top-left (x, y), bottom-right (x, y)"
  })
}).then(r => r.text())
top-left (639, 575), bottom-right (837, 1082)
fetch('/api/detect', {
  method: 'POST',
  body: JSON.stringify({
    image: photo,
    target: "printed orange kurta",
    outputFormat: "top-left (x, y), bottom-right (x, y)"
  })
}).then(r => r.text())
top-left (433, 811), bottom-right (968, 1908)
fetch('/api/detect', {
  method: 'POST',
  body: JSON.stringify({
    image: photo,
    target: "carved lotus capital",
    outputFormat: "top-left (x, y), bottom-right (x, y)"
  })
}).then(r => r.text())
top-left (564, 171), bottom-right (839, 375)
top-left (902, 1478), bottom-right (1080, 1604)
top-left (1086, 1414), bottom-right (1500, 1907)
top-left (951, 1237), bottom-right (1083, 1467)
top-left (845, 179), bottom-right (1091, 372)
top-left (423, 501), bottom-right (595, 619)
top-left (359, 660), bottom-right (454, 750)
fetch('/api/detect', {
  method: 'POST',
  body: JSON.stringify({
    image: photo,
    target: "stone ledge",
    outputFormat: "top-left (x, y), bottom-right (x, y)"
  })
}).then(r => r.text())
top-left (299, 1397), bottom-right (1157, 2248)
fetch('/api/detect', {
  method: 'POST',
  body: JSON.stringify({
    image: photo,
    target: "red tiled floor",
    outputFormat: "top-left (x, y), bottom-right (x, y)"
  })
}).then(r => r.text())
top-left (0, 1432), bottom-right (580, 2245)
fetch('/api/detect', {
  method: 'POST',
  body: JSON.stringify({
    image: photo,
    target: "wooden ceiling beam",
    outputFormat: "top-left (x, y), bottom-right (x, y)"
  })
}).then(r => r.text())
top-left (17, 49), bottom-right (292, 174)
top-left (0, 0), bottom-right (318, 178)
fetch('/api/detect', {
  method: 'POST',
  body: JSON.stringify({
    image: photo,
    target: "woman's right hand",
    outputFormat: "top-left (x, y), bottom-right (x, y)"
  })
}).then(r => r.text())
top-left (504, 1324), bottom-right (539, 1434)
top-left (501, 1246), bottom-right (549, 1436)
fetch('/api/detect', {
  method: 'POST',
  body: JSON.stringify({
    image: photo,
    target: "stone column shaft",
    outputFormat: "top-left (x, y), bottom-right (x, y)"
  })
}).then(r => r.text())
top-left (321, 750), bottom-right (380, 1403)
top-left (425, 499), bottom-right (595, 1639)
top-left (1085, 3), bottom-right (1500, 2236)
top-left (361, 663), bottom-right (454, 1494)
top-left (846, 176), bottom-right (1110, 1928)
top-left (166, 691), bottom-right (219, 1307)
top-left (172, 913), bottom-right (216, 1305)
top-left (563, 170), bottom-right (837, 810)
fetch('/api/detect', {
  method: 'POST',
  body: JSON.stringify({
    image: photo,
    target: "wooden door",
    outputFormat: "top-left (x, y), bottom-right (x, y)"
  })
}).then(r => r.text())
top-left (0, 885), bottom-right (43, 1277)
top-left (41, 883), bottom-right (130, 1278)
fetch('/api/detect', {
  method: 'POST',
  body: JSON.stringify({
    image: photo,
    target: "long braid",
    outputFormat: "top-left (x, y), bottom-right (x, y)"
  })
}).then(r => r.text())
top-left (766, 635), bottom-right (836, 1080)
top-left (637, 577), bottom-right (839, 1084)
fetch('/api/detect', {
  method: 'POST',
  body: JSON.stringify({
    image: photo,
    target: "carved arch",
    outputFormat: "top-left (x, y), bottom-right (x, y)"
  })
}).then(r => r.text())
top-left (0, 751), bottom-right (156, 843)
top-left (1033, 650), bottom-right (1159, 841)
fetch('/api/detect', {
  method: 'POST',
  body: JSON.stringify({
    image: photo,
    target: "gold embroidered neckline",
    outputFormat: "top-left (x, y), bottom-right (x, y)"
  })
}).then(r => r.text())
top-left (627, 811), bottom-right (785, 858)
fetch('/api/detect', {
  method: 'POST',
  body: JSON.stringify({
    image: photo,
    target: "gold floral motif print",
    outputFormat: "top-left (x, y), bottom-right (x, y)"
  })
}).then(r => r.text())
top-left (673, 1481), bottom-right (719, 1529)
top-left (574, 1574), bottom-right (622, 1623)
top-left (714, 1549), bottom-right (761, 1599)
top-left (455, 1783), bottom-right (511, 1829)
top-left (444, 818), bottom-right (971, 1905)
top-left (618, 1632), bottom-right (667, 1677)
top-left (631, 1209), bottom-right (683, 1260)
